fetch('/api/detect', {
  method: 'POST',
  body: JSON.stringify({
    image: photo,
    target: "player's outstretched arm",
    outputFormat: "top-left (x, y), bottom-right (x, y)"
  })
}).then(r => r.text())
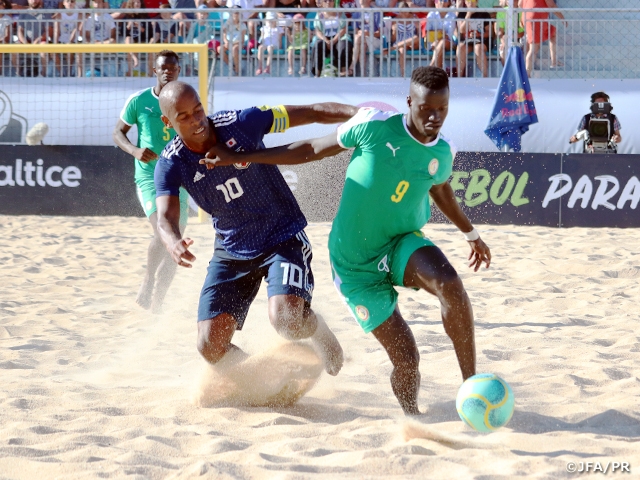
top-left (429, 181), bottom-right (491, 271)
top-left (286, 103), bottom-right (359, 127)
top-left (200, 132), bottom-right (346, 169)
top-left (156, 195), bottom-right (196, 268)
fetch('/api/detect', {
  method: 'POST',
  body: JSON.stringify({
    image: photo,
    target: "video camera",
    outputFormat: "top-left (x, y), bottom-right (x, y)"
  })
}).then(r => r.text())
top-left (575, 102), bottom-right (617, 154)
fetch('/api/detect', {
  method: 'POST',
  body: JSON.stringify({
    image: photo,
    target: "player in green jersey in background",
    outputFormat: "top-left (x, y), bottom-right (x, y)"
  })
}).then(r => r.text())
top-left (201, 66), bottom-right (491, 416)
top-left (113, 50), bottom-right (189, 314)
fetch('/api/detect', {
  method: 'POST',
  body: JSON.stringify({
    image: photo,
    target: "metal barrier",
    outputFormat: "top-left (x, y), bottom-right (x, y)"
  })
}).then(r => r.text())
top-left (1, 7), bottom-right (639, 79)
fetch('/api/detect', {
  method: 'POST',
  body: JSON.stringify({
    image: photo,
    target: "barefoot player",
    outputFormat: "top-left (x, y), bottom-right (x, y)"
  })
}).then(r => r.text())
top-left (201, 66), bottom-right (491, 414)
top-left (113, 50), bottom-right (190, 314)
top-left (155, 81), bottom-right (356, 376)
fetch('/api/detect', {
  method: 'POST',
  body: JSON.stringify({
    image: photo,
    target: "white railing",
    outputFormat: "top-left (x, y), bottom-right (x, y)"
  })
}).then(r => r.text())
top-left (1, 7), bottom-right (639, 78)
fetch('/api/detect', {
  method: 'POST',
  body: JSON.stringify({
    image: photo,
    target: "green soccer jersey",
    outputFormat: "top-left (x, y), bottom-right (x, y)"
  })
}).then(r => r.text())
top-left (329, 108), bottom-right (456, 267)
top-left (120, 87), bottom-right (176, 185)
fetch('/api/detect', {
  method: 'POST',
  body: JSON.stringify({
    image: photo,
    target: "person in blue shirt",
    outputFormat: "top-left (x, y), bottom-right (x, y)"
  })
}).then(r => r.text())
top-left (155, 81), bottom-right (357, 375)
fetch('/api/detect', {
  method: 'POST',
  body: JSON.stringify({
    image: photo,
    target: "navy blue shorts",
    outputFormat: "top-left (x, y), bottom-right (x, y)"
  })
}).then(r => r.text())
top-left (197, 231), bottom-right (314, 328)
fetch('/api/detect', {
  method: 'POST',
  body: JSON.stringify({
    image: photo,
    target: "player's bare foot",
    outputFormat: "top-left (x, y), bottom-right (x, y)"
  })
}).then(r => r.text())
top-left (136, 278), bottom-right (153, 310)
top-left (310, 314), bottom-right (344, 376)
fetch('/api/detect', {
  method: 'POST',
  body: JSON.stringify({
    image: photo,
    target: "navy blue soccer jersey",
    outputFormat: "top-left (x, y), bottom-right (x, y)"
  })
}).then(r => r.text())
top-left (155, 106), bottom-right (307, 260)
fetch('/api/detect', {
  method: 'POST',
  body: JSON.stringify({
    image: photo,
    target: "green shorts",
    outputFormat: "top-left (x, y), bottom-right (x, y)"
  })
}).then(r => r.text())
top-left (136, 180), bottom-right (190, 225)
top-left (330, 231), bottom-right (435, 334)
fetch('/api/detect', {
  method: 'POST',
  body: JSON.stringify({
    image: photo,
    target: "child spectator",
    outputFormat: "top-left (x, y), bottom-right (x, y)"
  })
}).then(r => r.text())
top-left (150, 3), bottom-right (178, 43)
top-left (385, 1), bottom-right (419, 76)
top-left (286, 12), bottom-right (308, 75)
top-left (423, 0), bottom-right (456, 70)
top-left (255, 13), bottom-right (282, 75)
top-left (53, 0), bottom-right (82, 76)
top-left (219, 6), bottom-right (247, 75)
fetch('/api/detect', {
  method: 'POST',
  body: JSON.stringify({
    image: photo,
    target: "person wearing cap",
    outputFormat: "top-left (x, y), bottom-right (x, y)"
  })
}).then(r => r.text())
top-left (569, 92), bottom-right (622, 147)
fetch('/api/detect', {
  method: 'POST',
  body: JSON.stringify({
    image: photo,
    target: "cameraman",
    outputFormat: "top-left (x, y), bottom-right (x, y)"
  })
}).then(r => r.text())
top-left (569, 91), bottom-right (622, 146)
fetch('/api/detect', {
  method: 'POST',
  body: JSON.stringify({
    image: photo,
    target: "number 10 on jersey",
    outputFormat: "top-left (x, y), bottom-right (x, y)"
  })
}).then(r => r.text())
top-left (216, 177), bottom-right (244, 203)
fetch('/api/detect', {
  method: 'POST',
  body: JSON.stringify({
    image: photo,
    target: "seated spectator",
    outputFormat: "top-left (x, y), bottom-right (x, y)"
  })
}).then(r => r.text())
top-left (255, 13), bottom-right (282, 75)
top-left (520, 0), bottom-right (566, 75)
top-left (495, 0), bottom-right (524, 65)
top-left (312, 0), bottom-right (351, 77)
top-left (287, 12), bottom-right (308, 75)
top-left (385, 1), bottom-right (419, 76)
top-left (185, 3), bottom-right (216, 43)
top-left (53, 0), bottom-right (82, 76)
top-left (348, 0), bottom-right (381, 77)
top-left (11, 0), bottom-right (28, 10)
top-left (122, 0), bottom-right (151, 76)
top-left (226, 0), bottom-right (260, 53)
top-left (185, 5), bottom-right (218, 68)
top-left (218, 6), bottom-right (247, 75)
top-left (406, 0), bottom-right (428, 18)
top-left (337, 0), bottom-right (358, 17)
top-left (423, 0), bottom-right (456, 70)
top-left (17, 0), bottom-right (49, 76)
top-left (456, 0), bottom-right (490, 77)
top-left (169, 0), bottom-right (196, 39)
top-left (0, 0), bottom-right (13, 76)
top-left (150, 3), bottom-right (178, 43)
top-left (83, 0), bottom-right (117, 43)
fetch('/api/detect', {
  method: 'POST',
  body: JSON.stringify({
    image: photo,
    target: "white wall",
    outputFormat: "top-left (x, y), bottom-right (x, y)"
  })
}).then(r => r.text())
top-left (1, 77), bottom-right (638, 154)
top-left (211, 78), bottom-right (640, 155)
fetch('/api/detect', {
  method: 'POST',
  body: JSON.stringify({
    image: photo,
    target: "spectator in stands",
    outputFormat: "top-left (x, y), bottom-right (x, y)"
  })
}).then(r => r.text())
top-left (337, 0), bottom-right (357, 17)
top-left (83, 0), bottom-right (117, 43)
top-left (348, 0), bottom-right (381, 77)
top-left (385, 1), bottom-right (419, 77)
top-left (53, 0), bottom-right (82, 76)
top-left (219, 6), bottom-right (247, 75)
top-left (495, 0), bottom-right (524, 65)
top-left (423, 0), bottom-right (456, 71)
top-left (11, 0), bottom-right (28, 10)
top-left (17, 0), bottom-right (49, 76)
top-left (287, 12), bottom-right (308, 75)
top-left (519, 0), bottom-right (566, 75)
top-left (185, 3), bottom-right (215, 44)
top-left (405, 0), bottom-right (428, 19)
top-left (569, 91), bottom-right (622, 147)
top-left (0, 0), bottom-right (13, 76)
top-left (123, 0), bottom-right (151, 76)
top-left (150, 3), bottom-right (178, 43)
top-left (255, 13), bottom-right (283, 75)
top-left (312, 0), bottom-right (351, 77)
top-left (455, 0), bottom-right (490, 77)
top-left (226, 0), bottom-right (260, 53)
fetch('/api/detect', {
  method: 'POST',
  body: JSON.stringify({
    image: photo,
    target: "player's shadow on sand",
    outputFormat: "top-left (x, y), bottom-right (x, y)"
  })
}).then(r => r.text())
top-left (420, 401), bottom-right (640, 438)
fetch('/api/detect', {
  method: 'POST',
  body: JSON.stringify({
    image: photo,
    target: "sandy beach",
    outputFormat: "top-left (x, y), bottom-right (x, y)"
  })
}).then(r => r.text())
top-left (1, 215), bottom-right (639, 479)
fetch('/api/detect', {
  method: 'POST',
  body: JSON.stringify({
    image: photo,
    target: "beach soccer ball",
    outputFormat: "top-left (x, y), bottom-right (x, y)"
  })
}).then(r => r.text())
top-left (456, 373), bottom-right (514, 433)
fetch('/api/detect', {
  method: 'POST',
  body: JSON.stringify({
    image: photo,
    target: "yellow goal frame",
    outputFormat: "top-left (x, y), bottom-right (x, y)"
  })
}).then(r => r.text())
top-left (0, 43), bottom-right (209, 114)
top-left (1, 43), bottom-right (212, 222)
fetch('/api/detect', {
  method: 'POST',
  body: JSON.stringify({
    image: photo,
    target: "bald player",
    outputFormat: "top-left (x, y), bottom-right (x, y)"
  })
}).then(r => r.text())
top-left (154, 81), bottom-right (358, 375)
top-left (200, 66), bottom-right (491, 415)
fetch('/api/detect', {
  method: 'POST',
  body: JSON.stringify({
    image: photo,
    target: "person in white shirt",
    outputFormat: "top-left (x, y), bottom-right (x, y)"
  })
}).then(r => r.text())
top-left (53, 0), bottom-right (82, 76)
top-left (82, 0), bottom-right (116, 43)
top-left (255, 14), bottom-right (282, 75)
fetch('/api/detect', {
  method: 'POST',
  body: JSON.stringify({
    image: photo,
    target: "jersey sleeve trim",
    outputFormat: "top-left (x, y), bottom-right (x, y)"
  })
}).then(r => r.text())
top-left (259, 105), bottom-right (290, 133)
